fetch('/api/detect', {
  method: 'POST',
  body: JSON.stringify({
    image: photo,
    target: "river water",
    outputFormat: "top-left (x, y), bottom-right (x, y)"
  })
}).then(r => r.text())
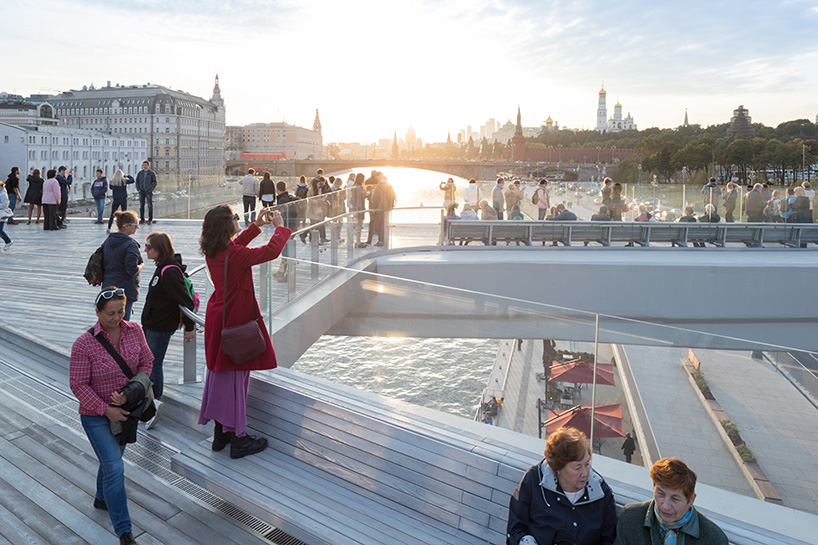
top-left (289, 166), bottom-right (498, 419)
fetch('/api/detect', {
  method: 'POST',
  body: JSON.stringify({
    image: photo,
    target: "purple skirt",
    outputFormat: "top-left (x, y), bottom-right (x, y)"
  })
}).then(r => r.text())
top-left (198, 369), bottom-right (250, 437)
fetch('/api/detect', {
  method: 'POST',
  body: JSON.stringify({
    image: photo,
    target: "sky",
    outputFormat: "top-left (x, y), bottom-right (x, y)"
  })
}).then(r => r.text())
top-left (2, 0), bottom-right (818, 144)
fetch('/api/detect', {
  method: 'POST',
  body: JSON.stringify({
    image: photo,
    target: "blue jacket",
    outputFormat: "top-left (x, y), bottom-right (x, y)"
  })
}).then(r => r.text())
top-left (135, 169), bottom-right (157, 192)
top-left (56, 173), bottom-right (73, 198)
top-left (548, 209), bottom-right (578, 221)
top-left (507, 461), bottom-right (617, 545)
top-left (111, 175), bottom-right (135, 200)
top-left (102, 232), bottom-right (143, 301)
top-left (91, 177), bottom-right (108, 199)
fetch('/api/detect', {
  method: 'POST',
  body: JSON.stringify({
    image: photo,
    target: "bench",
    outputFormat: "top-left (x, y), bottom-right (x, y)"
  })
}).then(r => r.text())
top-left (171, 369), bottom-right (537, 545)
top-left (444, 220), bottom-right (818, 248)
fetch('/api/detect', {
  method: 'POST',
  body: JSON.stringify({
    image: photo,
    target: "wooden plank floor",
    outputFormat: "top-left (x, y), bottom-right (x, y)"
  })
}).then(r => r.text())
top-left (0, 358), bottom-right (275, 545)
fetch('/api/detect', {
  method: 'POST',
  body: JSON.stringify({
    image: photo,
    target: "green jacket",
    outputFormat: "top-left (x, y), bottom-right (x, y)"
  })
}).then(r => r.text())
top-left (613, 501), bottom-right (728, 545)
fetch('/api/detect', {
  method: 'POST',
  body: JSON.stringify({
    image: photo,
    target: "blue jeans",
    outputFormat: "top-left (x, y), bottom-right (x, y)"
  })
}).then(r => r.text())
top-left (95, 198), bottom-right (105, 221)
top-left (144, 329), bottom-right (174, 399)
top-left (538, 208), bottom-right (548, 220)
top-left (9, 192), bottom-right (18, 212)
top-left (81, 414), bottom-right (131, 536)
top-left (242, 195), bottom-right (257, 225)
top-left (123, 300), bottom-right (134, 321)
top-left (139, 191), bottom-right (153, 222)
top-left (494, 206), bottom-right (504, 220)
top-left (0, 221), bottom-right (9, 244)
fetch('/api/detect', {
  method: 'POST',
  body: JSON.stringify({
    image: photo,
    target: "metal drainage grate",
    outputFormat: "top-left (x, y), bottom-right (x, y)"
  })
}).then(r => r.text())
top-left (0, 358), bottom-right (307, 545)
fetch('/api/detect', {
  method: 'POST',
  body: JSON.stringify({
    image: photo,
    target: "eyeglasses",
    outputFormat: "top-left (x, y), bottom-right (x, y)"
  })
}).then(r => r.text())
top-left (232, 214), bottom-right (240, 221)
top-left (144, 243), bottom-right (152, 251)
top-left (95, 288), bottom-right (125, 305)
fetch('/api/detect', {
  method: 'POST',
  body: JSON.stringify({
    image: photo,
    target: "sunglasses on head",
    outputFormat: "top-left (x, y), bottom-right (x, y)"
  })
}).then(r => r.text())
top-left (232, 214), bottom-right (240, 221)
top-left (95, 288), bottom-right (125, 306)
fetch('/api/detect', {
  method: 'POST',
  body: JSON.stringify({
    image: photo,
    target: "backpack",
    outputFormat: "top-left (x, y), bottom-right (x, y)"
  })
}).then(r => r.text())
top-left (532, 188), bottom-right (540, 205)
top-left (84, 246), bottom-right (104, 286)
top-left (295, 184), bottom-right (309, 199)
top-left (161, 264), bottom-right (200, 313)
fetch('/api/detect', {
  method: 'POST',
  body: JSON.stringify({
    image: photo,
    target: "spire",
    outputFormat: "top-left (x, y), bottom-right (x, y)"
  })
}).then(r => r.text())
top-left (391, 131), bottom-right (399, 159)
top-left (447, 132), bottom-right (452, 144)
top-left (211, 73), bottom-right (222, 104)
top-left (313, 109), bottom-right (322, 133)
top-left (515, 105), bottom-right (522, 136)
top-left (683, 108), bottom-right (689, 126)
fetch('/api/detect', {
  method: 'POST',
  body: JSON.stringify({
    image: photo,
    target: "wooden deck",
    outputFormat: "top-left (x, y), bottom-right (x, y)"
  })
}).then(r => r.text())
top-left (0, 358), bottom-right (275, 545)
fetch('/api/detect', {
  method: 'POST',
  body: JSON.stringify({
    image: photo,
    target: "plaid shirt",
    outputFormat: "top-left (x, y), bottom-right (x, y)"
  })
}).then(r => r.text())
top-left (69, 321), bottom-right (153, 416)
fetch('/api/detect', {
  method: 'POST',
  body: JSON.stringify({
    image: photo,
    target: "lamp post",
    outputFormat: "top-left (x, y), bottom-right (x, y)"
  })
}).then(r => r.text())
top-left (596, 146), bottom-right (601, 163)
top-left (548, 145), bottom-right (553, 163)
top-left (803, 144), bottom-right (807, 184)
top-left (611, 145), bottom-right (616, 163)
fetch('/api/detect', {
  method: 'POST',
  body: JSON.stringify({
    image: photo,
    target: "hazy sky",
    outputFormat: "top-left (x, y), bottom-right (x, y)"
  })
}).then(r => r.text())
top-left (3, 0), bottom-right (817, 143)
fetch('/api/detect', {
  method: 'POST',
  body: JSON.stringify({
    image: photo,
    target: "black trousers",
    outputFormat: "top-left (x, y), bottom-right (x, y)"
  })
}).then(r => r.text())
top-left (43, 204), bottom-right (59, 230)
top-left (58, 195), bottom-right (68, 227)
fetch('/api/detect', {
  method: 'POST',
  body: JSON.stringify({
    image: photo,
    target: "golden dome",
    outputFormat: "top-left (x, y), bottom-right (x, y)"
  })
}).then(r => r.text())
top-left (599, 87), bottom-right (607, 96)
top-left (615, 102), bottom-right (622, 108)
top-left (546, 115), bottom-right (553, 124)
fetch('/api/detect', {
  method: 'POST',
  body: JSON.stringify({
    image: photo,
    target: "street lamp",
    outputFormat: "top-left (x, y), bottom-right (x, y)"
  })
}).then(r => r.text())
top-left (596, 146), bottom-right (601, 163)
top-left (611, 146), bottom-right (616, 163)
top-left (803, 144), bottom-right (807, 183)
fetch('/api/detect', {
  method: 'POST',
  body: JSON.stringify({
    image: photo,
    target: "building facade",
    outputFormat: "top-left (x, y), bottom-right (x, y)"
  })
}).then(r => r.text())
top-left (47, 76), bottom-right (225, 184)
top-left (596, 85), bottom-right (637, 133)
top-left (229, 110), bottom-right (323, 161)
top-left (0, 95), bottom-right (59, 127)
top-left (0, 121), bottom-right (148, 201)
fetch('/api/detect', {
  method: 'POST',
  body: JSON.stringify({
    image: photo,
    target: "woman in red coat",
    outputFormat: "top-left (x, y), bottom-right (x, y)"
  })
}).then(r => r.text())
top-left (198, 205), bottom-right (291, 459)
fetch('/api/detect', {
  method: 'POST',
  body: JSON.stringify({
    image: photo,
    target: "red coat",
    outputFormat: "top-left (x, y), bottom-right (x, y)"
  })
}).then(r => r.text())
top-left (203, 224), bottom-right (292, 372)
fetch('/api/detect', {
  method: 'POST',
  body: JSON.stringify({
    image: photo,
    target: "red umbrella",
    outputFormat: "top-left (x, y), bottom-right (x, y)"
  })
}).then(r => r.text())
top-left (549, 360), bottom-right (615, 386)
top-left (545, 404), bottom-right (624, 438)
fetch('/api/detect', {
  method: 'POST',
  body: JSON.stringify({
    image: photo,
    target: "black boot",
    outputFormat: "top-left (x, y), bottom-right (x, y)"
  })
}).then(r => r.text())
top-left (230, 434), bottom-right (268, 459)
top-left (119, 532), bottom-right (137, 545)
top-left (211, 422), bottom-right (233, 452)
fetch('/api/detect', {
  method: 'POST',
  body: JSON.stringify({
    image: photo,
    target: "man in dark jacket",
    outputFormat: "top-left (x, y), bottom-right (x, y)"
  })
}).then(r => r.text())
top-left (135, 160), bottom-right (158, 224)
top-left (614, 457), bottom-right (727, 545)
top-left (368, 174), bottom-right (396, 247)
top-left (701, 177), bottom-right (721, 213)
top-left (722, 182), bottom-right (737, 222)
top-left (55, 166), bottom-right (73, 229)
top-left (91, 169), bottom-right (108, 224)
top-left (743, 183), bottom-right (765, 222)
top-left (547, 203), bottom-right (578, 221)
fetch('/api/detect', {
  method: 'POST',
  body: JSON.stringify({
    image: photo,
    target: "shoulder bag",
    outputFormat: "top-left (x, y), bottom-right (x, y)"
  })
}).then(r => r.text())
top-left (219, 247), bottom-right (267, 364)
top-left (88, 328), bottom-right (155, 444)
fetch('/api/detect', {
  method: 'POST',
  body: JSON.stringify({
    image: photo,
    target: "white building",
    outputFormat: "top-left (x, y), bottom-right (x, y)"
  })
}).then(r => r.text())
top-left (0, 122), bottom-right (148, 202)
top-left (596, 85), bottom-right (637, 133)
top-left (48, 76), bottom-right (225, 181)
top-left (232, 113), bottom-right (323, 161)
top-left (0, 99), bottom-right (59, 127)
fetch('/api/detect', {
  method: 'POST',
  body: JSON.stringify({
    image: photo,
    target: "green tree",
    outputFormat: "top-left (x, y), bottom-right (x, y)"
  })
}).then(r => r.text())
top-left (614, 158), bottom-right (639, 184)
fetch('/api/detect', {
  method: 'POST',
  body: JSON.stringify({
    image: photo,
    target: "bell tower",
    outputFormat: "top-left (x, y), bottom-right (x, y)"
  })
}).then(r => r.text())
top-left (596, 84), bottom-right (607, 133)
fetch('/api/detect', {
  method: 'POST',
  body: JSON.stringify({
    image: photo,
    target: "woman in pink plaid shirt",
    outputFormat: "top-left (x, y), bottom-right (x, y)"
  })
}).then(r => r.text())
top-left (70, 287), bottom-right (153, 545)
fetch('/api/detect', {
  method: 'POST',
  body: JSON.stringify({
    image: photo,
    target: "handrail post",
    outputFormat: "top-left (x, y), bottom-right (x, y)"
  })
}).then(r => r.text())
top-left (311, 230), bottom-right (319, 279)
top-left (181, 330), bottom-right (199, 384)
top-left (286, 238), bottom-right (296, 296)
top-left (258, 261), bottom-right (269, 311)
top-left (330, 218), bottom-right (339, 266)
top-left (347, 217), bottom-right (354, 262)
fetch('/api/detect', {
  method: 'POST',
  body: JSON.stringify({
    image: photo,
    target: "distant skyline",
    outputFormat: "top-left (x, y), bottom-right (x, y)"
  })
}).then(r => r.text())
top-left (2, 0), bottom-right (817, 143)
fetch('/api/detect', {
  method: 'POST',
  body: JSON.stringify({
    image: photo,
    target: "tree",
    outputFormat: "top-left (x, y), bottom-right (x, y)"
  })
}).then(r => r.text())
top-left (327, 143), bottom-right (341, 160)
top-left (614, 158), bottom-right (639, 184)
top-left (724, 138), bottom-right (755, 182)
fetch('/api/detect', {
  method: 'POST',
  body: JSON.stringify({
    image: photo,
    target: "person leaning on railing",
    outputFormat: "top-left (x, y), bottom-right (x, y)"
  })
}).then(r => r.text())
top-left (613, 457), bottom-right (727, 545)
top-left (507, 426), bottom-right (617, 545)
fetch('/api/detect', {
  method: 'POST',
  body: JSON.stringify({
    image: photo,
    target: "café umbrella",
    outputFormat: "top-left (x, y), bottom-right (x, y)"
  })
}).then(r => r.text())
top-left (544, 404), bottom-right (624, 438)
top-left (549, 360), bottom-right (615, 386)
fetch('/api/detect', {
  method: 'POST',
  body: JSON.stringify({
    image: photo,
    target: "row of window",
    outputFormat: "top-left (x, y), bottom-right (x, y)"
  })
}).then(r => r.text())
top-left (28, 150), bottom-right (146, 161)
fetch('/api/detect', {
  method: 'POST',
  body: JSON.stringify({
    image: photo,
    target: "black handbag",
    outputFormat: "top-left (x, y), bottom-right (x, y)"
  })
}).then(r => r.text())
top-left (89, 328), bottom-right (156, 438)
top-left (219, 247), bottom-right (266, 364)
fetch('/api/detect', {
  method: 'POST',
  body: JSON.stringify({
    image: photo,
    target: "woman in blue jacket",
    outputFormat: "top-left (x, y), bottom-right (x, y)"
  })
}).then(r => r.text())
top-left (102, 210), bottom-right (143, 320)
top-left (507, 426), bottom-right (617, 545)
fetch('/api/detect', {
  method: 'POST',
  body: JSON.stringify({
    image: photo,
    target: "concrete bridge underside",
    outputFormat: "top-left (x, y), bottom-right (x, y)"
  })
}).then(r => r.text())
top-left (270, 247), bottom-right (818, 367)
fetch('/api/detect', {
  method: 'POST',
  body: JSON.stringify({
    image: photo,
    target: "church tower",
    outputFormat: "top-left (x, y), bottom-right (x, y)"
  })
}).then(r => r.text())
top-left (211, 74), bottom-right (223, 106)
top-left (313, 109), bottom-right (322, 134)
top-left (511, 105), bottom-right (526, 162)
top-left (596, 85), bottom-right (607, 133)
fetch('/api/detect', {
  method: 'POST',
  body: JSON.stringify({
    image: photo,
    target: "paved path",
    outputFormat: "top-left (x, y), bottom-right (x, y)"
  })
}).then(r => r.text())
top-left (623, 345), bottom-right (756, 497)
top-left (695, 348), bottom-right (818, 514)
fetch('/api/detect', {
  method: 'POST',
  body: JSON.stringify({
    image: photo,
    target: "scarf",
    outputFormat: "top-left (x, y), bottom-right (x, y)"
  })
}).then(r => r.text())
top-left (653, 503), bottom-right (693, 545)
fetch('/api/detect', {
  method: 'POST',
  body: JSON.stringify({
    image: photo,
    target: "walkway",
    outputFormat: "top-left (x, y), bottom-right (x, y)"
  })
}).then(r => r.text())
top-left (623, 345), bottom-right (756, 497)
top-left (694, 348), bottom-right (818, 514)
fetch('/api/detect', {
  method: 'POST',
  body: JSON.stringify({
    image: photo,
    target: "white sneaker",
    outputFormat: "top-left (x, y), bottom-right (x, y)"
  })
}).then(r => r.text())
top-left (144, 399), bottom-right (163, 430)
top-left (3, 241), bottom-right (12, 251)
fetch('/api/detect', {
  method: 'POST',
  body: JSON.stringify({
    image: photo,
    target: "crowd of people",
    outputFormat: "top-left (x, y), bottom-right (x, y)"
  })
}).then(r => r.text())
top-left (240, 167), bottom-right (396, 253)
top-left (441, 174), bottom-right (817, 227)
